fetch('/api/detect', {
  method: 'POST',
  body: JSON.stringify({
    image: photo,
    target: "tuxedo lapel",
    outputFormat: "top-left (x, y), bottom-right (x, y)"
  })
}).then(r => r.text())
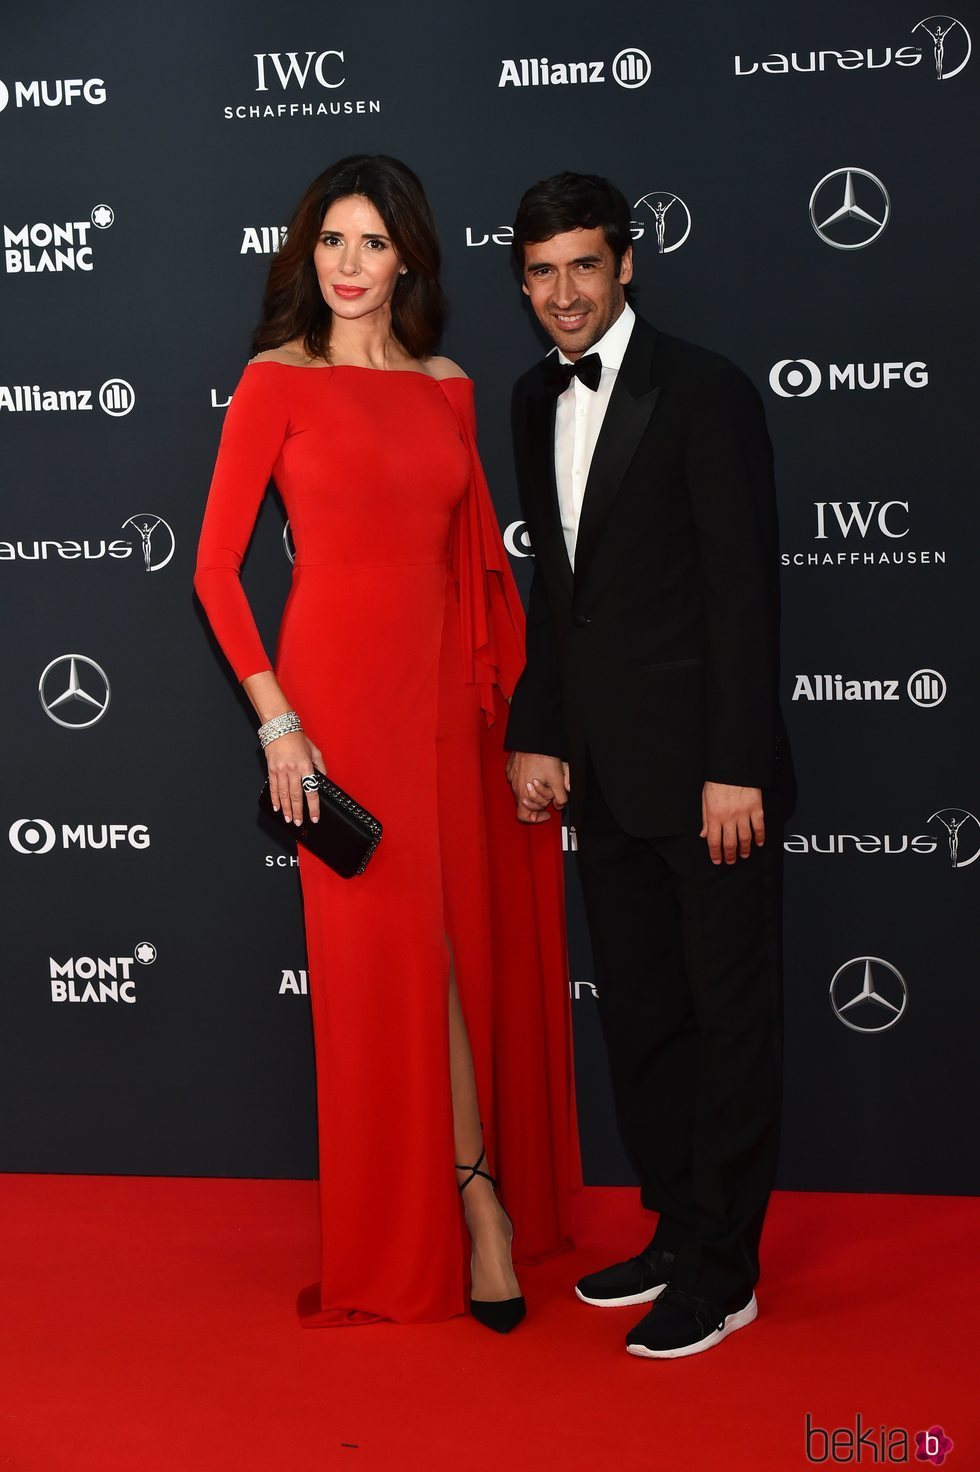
top-left (524, 376), bottom-right (573, 596)
top-left (573, 318), bottom-right (661, 590)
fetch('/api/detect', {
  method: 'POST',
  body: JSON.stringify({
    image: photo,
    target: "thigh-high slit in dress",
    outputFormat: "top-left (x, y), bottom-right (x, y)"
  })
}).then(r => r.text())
top-left (194, 362), bottom-right (579, 1324)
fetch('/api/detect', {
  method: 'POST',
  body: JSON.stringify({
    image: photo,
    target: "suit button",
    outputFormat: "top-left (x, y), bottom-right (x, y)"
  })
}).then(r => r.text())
top-left (573, 613), bottom-right (591, 628)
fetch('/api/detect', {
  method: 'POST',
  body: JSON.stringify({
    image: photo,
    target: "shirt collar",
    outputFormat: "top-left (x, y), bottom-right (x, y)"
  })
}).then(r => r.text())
top-left (555, 301), bottom-right (635, 370)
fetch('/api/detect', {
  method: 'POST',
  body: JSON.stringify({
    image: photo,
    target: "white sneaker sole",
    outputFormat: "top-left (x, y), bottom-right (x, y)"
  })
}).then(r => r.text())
top-left (626, 1292), bottom-right (758, 1359)
top-left (575, 1281), bottom-right (667, 1309)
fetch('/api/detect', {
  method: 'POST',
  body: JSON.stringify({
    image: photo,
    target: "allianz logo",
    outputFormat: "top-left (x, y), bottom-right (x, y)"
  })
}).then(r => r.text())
top-left (9, 819), bottom-right (151, 853)
top-left (791, 669), bottom-right (946, 706)
top-left (498, 48), bottom-right (650, 89)
top-left (241, 226), bottom-right (287, 255)
top-left (0, 378), bottom-right (135, 415)
top-left (50, 943), bottom-right (156, 1004)
top-left (769, 359), bottom-right (927, 396)
top-left (280, 968), bottom-right (308, 994)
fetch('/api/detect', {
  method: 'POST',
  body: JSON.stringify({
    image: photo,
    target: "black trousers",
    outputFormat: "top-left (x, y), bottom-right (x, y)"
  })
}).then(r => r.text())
top-left (575, 755), bottom-right (784, 1305)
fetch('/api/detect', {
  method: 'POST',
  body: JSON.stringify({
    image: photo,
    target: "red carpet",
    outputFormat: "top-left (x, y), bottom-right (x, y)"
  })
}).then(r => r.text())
top-left (0, 1178), bottom-right (975, 1472)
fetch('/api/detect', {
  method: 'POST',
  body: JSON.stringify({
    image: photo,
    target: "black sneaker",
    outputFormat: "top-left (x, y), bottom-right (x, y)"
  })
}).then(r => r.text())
top-left (575, 1241), bottom-right (673, 1308)
top-left (625, 1284), bottom-right (758, 1359)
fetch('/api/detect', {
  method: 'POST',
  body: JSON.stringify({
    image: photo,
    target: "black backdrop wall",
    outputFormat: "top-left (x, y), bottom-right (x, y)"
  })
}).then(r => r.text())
top-left (2, 0), bottom-right (977, 1194)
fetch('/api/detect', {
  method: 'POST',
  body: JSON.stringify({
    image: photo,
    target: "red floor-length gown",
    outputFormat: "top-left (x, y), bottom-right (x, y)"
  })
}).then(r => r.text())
top-left (194, 361), bottom-right (580, 1324)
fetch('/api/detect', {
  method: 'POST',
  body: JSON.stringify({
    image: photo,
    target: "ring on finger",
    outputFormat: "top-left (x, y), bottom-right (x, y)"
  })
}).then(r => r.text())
top-left (301, 773), bottom-right (320, 792)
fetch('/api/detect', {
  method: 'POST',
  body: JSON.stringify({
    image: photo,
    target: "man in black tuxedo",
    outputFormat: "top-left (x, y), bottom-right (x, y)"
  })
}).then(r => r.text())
top-left (504, 173), bottom-right (789, 1359)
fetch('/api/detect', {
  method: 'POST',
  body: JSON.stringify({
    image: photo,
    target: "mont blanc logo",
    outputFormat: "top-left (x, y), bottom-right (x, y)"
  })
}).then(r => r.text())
top-left (913, 16), bottom-right (972, 78)
top-left (49, 942), bottom-right (155, 1005)
top-left (241, 226), bottom-right (287, 255)
top-left (769, 358), bottom-right (927, 396)
top-left (503, 520), bottom-right (533, 558)
top-left (0, 76), bottom-right (107, 112)
top-left (498, 46), bottom-right (651, 88)
top-left (781, 499), bottom-right (946, 569)
top-left (809, 169), bottom-right (890, 249)
top-left (224, 50), bottom-right (380, 121)
top-left (8, 818), bottom-right (151, 853)
top-left (632, 192), bottom-right (691, 254)
top-left (0, 377), bottom-right (134, 415)
top-left (830, 957), bottom-right (908, 1033)
top-left (3, 205), bottom-right (113, 273)
top-left (790, 669), bottom-right (946, 705)
top-left (785, 805), bottom-right (979, 868)
top-left (38, 654), bottom-right (110, 728)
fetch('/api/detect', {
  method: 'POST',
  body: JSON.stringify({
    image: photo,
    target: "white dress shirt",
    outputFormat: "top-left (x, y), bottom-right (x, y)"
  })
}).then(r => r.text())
top-left (553, 302), bottom-right (636, 568)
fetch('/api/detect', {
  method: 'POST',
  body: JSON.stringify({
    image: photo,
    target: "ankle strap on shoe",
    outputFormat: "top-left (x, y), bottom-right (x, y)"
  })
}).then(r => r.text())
top-left (455, 1146), bottom-right (498, 1193)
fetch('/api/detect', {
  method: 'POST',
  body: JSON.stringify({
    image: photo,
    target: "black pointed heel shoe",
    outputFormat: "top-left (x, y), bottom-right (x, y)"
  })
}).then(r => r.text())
top-left (456, 1146), bottom-right (527, 1334)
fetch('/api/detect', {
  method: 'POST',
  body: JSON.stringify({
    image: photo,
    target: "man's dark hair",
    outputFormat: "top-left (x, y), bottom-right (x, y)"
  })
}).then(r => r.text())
top-left (512, 172), bottom-right (633, 274)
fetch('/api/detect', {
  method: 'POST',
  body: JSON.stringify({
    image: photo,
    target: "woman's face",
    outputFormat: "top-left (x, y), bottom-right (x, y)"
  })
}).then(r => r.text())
top-left (313, 194), bottom-right (404, 322)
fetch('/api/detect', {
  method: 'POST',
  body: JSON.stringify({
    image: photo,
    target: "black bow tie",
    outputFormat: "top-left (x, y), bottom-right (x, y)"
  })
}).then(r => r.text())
top-left (542, 352), bottom-right (603, 395)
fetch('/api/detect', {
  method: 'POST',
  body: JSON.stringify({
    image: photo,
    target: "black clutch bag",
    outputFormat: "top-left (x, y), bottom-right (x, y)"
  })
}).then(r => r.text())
top-left (258, 769), bottom-right (382, 878)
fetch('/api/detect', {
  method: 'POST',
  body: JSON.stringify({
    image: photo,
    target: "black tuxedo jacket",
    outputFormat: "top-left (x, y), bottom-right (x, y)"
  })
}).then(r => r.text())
top-left (504, 313), bottom-right (787, 837)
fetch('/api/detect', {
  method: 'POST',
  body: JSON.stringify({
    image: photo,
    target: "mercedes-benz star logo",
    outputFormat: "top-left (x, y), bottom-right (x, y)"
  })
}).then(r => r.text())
top-left (634, 191), bottom-right (692, 254)
top-left (830, 956), bottom-right (908, 1033)
top-left (809, 168), bottom-right (890, 251)
top-left (38, 654), bottom-right (111, 729)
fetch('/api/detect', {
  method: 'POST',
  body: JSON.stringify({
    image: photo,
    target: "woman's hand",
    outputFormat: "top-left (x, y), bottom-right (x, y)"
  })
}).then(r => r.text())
top-left (266, 731), bottom-right (326, 825)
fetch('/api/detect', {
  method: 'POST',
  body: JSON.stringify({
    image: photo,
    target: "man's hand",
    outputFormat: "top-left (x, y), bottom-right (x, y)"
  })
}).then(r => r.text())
top-left (506, 752), bottom-right (570, 824)
top-left (700, 781), bottom-right (765, 865)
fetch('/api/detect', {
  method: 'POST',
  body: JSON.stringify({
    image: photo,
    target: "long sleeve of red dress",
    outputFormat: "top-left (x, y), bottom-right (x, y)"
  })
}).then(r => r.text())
top-left (193, 368), bottom-right (290, 682)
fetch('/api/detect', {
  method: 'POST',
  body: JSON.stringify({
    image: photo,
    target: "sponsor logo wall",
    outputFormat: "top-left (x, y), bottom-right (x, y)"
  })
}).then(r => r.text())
top-left (1, 0), bottom-right (975, 1194)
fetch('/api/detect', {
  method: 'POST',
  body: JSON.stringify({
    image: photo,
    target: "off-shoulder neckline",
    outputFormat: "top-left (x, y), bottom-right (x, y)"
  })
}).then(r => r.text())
top-left (246, 360), bottom-right (473, 385)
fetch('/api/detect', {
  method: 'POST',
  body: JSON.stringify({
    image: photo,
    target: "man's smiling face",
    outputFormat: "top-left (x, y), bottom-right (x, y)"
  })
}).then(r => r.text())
top-left (521, 227), bottom-right (632, 361)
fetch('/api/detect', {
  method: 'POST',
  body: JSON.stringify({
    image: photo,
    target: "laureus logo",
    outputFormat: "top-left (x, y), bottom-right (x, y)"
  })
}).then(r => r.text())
top-left (912, 16), bottom-right (971, 78)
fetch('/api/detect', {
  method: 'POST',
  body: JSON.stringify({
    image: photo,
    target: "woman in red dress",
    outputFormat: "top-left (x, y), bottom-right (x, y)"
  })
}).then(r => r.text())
top-left (194, 155), bottom-right (579, 1330)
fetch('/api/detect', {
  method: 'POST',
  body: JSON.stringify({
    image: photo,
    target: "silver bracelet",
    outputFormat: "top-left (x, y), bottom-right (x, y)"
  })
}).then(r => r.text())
top-left (258, 710), bottom-right (303, 748)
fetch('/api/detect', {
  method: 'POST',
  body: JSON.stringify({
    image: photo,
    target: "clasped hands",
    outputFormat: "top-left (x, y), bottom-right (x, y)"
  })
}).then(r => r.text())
top-left (506, 753), bottom-right (765, 865)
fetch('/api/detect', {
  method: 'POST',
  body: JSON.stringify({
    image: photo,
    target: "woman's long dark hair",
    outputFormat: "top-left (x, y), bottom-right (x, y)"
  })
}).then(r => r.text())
top-left (252, 154), bottom-right (446, 361)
